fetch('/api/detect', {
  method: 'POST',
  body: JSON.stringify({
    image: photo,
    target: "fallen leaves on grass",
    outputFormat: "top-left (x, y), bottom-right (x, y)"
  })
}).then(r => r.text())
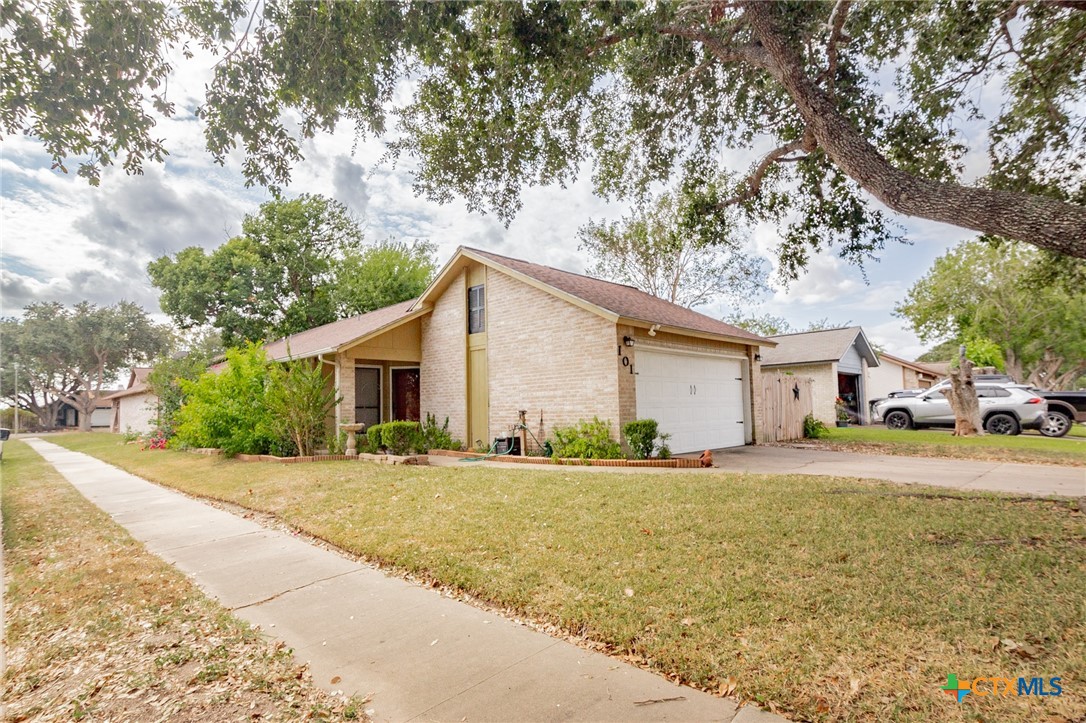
top-left (2, 443), bottom-right (366, 722)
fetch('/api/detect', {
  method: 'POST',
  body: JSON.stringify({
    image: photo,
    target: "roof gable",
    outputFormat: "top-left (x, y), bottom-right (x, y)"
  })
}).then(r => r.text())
top-left (263, 299), bottom-right (421, 361)
top-left (878, 352), bottom-right (940, 376)
top-left (416, 247), bottom-right (771, 346)
top-left (761, 327), bottom-right (879, 367)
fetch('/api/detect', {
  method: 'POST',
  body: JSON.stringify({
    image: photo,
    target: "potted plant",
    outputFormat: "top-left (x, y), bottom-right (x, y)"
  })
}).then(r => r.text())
top-left (835, 397), bottom-right (850, 427)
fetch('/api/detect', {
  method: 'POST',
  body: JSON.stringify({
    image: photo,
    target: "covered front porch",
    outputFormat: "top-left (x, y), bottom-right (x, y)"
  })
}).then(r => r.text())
top-left (332, 316), bottom-right (423, 430)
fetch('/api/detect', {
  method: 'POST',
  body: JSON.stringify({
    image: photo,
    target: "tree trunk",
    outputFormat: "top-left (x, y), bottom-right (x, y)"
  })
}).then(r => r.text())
top-left (944, 351), bottom-right (984, 436)
top-left (742, 2), bottom-right (1086, 259)
top-left (72, 391), bottom-right (95, 431)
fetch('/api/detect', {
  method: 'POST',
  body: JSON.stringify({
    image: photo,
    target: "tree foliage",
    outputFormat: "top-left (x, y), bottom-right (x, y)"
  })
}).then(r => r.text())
top-left (723, 313), bottom-right (850, 338)
top-left (4, 1), bottom-right (1084, 266)
top-left (148, 195), bottom-right (435, 345)
top-left (5, 302), bottom-right (169, 430)
top-left (578, 188), bottom-right (768, 308)
top-left (174, 344), bottom-right (280, 455)
top-left (145, 331), bottom-right (223, 437)
top-left (264, 357), bottom-right (340, 457)
top-left (895, 240), bottom-right (1086, 388)
top-left (333, 239), bottom-right (437, 316)
top-left (148, 194), bottom-right (363, 345)
top-left (0, 315), bottom-right (78, 428)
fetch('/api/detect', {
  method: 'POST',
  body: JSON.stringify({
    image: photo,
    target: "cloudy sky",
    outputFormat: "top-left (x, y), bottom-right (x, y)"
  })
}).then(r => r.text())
top-left (1, 43), bottom-right (978, 360)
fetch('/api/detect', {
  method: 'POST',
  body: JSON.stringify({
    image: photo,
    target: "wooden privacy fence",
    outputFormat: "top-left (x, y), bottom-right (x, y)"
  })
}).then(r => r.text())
top-left (761, 371), bottom-right (814, 443)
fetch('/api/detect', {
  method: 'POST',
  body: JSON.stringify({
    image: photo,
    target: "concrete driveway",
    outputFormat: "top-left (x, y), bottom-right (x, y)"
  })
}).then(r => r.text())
top-left (707, 445), bottom-right (1085, 498)
top-left (432, 444), bottom-right (1085, 498)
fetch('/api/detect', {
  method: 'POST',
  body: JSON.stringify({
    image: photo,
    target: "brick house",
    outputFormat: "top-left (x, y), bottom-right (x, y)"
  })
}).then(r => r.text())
top-left (265, 247), bottom-right (774, 454)
top-left (759, 327), bottom-right (880, 426)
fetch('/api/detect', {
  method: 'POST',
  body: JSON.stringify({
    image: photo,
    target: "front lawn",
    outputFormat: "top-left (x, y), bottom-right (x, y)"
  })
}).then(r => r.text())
top-left (1, 441), bottom-right (365, 721)
top-left (48, 433), bottom-right (1086, 722)
top-left (803, 425), bottom-right (1086, 466)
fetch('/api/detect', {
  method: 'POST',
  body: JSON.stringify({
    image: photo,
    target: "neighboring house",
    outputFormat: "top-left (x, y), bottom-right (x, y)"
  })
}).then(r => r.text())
top-left (760, 327), bottom-right (880, 425)
top-left (264, 246), bottom-right (775, 454)
top-left (56, 391), bottom-right (119, 430)
top-left (920, 361), bottom-right (951, 379)
top-left (105, 367), bottom-right (159, 434)
top-left (867, 353), bottom-right (941, 399)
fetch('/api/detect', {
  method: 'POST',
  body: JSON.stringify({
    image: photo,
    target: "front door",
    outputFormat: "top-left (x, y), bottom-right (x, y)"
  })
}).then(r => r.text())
top-left (391, 368), bottom-right (421, 422)
top-left (355, 367), bottom-right (381, 428)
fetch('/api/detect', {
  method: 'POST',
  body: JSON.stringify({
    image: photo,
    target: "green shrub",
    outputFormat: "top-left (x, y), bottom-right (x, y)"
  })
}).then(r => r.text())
top-left (622, 419), bottom-right (658, 459)
top-left (420, 413), bottom-right (461, 451)
top-left (381, 421), bottom-right (422, 455)
top-left (550, 417), bottom-right (623, 459)
top-left (265, 358), bottom-right (340, 457)
top-left (803, 414), bottom-right (829, 439)
top-left (174, 344), bottom-right (280, 456)
top-left (366, 423), bottom-right (385, 451)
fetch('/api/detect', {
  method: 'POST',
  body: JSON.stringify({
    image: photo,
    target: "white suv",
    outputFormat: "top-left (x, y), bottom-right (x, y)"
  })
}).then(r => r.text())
top-left (873, 385), bottom-right (1048, 435)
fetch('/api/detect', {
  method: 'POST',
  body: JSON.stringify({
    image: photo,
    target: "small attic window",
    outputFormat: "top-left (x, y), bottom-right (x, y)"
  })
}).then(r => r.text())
top-left (468, 284), bottom-right (485, 334)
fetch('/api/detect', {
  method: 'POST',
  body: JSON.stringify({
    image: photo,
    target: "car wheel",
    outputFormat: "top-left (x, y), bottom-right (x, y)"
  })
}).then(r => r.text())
top-left (884, 410), bottom-right (912, 430)
top-left (1039, 411), bottom-right (1071, 438)
top-left (985, 413), bottom-right (1020, 436)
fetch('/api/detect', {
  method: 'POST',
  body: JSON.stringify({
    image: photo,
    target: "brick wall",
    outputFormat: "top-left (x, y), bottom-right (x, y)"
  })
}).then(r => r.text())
top-left (420, 269), bottom-right (468, 442)
top-left (335, 351), bottom-right (353, 427)
top-left (487, 269), bottom-right (619, 450)
top-left (764, 362), bottom-right (838, 425)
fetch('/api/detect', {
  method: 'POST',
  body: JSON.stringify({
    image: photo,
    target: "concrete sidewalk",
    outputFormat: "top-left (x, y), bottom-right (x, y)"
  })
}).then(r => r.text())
top-left (22, 439), bottom-right (782, 723)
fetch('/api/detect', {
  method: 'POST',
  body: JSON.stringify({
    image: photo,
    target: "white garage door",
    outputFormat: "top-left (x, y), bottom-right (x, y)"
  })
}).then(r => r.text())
top-left (635, 350), bottom-right (747, 454)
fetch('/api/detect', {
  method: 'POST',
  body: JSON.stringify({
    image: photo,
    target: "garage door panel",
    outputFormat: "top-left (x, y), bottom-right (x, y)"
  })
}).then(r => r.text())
top-left (635, 350), bottom-right (747, 454)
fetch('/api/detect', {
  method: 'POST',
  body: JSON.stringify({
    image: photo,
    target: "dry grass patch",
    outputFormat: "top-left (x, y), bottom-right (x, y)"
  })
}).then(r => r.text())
top-left (52, 433), bottom-right (1086, 722)
top-left (803, 426), bottom-right (1086, 466)
top-left (1, 440), bottom-right (366, 722)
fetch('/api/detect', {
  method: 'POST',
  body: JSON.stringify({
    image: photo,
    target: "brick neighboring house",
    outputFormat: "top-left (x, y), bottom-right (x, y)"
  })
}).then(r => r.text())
top-left (264, 246), bottom-right (775, 454)
top-left (759, 327), bottom-right (880, 425)
top-left (104, 367), bottom-right (159, 434)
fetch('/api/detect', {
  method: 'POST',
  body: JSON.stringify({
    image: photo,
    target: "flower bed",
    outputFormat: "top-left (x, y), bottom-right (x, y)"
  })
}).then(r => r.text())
top-left (207, 451), bottom-right (427, 465)
top-left (427, 449), bottom-right (702, 468)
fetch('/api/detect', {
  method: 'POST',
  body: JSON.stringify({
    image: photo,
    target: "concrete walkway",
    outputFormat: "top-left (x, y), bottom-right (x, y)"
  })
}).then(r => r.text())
top-left (431, 445), bottom-right (1085, 497)
top-left (22, 439), bottom-right (783, 723)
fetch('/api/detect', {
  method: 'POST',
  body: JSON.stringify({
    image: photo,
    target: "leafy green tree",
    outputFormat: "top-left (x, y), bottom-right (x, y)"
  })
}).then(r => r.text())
top-left (722, 312), bottom-right (793, 338)
top-left (578, 188), bottom-right (768, 308)
top-left (0, 315), bottom-right (80, 428)
top-left (148, 194), bottom-right (364, 345)
top-left (265, 357), bottom-right (340, 456)
top-left (11, 302), bottom-right (169, 430)
top-left (895, 240), bottom-right (1086, 388)
top-left (5, 1), bottom-right (1085, 264)
top-left (333, 239), bottom-right (437, 316)
top-left (722, 313), bottom-right (851, 338)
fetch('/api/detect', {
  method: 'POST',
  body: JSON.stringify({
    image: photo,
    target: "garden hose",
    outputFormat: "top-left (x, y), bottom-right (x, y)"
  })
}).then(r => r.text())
top-left (461, 421), bottom-right (547, 462)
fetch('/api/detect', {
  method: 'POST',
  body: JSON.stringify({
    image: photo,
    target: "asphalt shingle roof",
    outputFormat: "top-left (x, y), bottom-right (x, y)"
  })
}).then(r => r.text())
top-left (760, 327), bottom-right (872, 366)
top-left (466, 248), bottom-right (769, 344)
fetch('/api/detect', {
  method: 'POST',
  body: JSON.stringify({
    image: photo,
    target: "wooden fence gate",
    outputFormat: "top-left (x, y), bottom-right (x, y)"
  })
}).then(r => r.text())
top-left (761, 371), bottom-right (814, 443)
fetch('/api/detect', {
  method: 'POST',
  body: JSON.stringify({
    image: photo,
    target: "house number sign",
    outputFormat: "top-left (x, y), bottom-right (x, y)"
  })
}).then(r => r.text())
top-left (616, 345), bottom-right (635, 374)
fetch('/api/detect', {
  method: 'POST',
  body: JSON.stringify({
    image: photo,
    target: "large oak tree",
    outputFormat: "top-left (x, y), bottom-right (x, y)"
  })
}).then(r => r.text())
top-left (3, 1), bottom-right (1084, 270)
top-left (10, 301), bottom-right (170, 431)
